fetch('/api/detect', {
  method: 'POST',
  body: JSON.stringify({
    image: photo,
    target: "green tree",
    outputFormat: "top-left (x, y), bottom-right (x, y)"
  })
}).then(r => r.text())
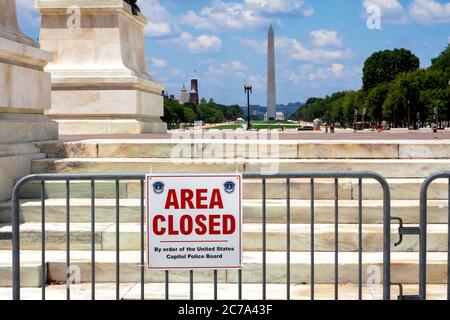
top-left (342, 91), bottom-right (363, 126)
top-left (183, 107), bottom-right (196, 124)
top-left (162, 99), bottom-right (184, 126)
top-left (364, 83), bottom-right (390, 123)
top-left (431, 45), bottom-right (450, 72)
top-left (223, 104), bottom-right (244, 121)
top-left (292, 43), bottom-right (450, 128)
top-left (362, 49), bottom-right (420, 91)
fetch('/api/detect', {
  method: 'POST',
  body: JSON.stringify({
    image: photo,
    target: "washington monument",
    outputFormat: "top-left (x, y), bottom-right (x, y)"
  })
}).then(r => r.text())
top-left (267, 25), bottom-right (276, 120)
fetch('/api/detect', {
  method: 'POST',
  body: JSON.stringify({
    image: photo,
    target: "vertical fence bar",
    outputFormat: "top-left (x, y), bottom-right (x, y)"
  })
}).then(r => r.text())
top-left (419, 181), bottom-right (428, 300)
top-left (214, 270), bottom-right (218, 300)
top-left (12, 184), bottom-right (21, 300)
top-left (140, 179), bottom-right (145, 300)
top-left (66, 180), bottom-right (70, 300)
top-left (238, 269), bottom-right (242, 300)
top-left (382, 178), bottom-right (391, 301)
top-left (91, 180), bottom-right (96, 300)
top-left (262, 178), bottom-right (267, 300)
top-left (190, 270), bottom-right (194, 300)
top-left (334, 179), bottom-right (339, 300)
top-left (116, 180), bottom-right (120, 300)
top-left (286, 178), bottom-right (291, 301)
top-left (358, 179), bottom-right (363, 300)
top-left (41, 180), bottom-right (46, 300)
top-left (310, 178), bottom-right (315, 300)
top-left (448, 179), bottom-right (450, 300)
top-left (165, 271), bottom-right (169, 300)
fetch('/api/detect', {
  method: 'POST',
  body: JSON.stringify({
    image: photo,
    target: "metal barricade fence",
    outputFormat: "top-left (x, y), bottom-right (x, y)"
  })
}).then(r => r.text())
top-left (419, 171), bottom-right (450, 300)
top-left (11, 171), bottom-right (392, 300)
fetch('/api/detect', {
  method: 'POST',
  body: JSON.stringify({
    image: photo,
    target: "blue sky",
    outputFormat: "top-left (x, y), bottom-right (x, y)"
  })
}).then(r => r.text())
top-left (17, 0), bottom-right (450, 106)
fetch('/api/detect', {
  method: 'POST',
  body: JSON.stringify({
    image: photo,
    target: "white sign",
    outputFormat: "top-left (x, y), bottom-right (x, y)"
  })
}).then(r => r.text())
top-left (146, 174), bottom-right (242, 270)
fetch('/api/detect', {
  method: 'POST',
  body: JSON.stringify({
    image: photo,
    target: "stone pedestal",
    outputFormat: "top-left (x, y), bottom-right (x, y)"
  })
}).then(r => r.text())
top-left (36, 0), bottom-right (167, 134)
top-left (0, 0), bottom-right (58, 201)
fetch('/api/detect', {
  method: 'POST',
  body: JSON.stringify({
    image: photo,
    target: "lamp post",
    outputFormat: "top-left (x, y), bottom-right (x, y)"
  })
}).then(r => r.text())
top-left (416, 112), bottom-right (420, 129)
top-left (244, 83), bottom-right (252, 130)
top-left (407, 98), bottom-right (411, 129)
top-left (433, 106), bottom-right (438, 133)
top-left (362, 107), bottom-right (367, 130)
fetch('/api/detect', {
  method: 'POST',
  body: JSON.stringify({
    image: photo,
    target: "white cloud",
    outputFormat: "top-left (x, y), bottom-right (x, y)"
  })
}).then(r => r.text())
top-left (234, 37), bottom-right (267, 53)
top-left (163, 32), bottom-right (222, 54)
top-left (203, 60), bottom-right (264, 99)
top-left (137, 0), bottom-right (178, 37)
top-left (206, 60), bottom-right (247, 78)
top-left (362, 0), bottom-right (450, 25)
top-left (236, 35), bottom-right (352, 62)
top-left (181, 0), bottom-right (313, 31)
top-left (277, 37), bottom-right (352, 62)
top-left (244, 0), bottom-right (315, 16)
top-left (280, 63), bottom-right (361, 85)
top-left (409, 0), bottom-right (450, 25)
top-left (150, 58), bottom-right (168, 69)
top-left (310, 29), bottom-right (343, 48)
top-left (181, 1), bottom-right (268, 31)
top-left (151, 66), bottom-right (187, 88)
top-left (248, 74), bottom-right (267, 91)
top-left (362, 0), bottom-right (408, 24)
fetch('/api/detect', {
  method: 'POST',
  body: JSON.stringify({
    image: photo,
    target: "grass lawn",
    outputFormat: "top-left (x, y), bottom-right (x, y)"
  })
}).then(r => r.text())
top-left (207, 124), bottom-right (242, 130)
top-left (207, 121), bottom-right (301, 130)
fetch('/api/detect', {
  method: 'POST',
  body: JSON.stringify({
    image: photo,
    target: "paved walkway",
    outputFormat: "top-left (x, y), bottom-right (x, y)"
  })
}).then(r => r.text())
top-left (61, 131), bottom-right (450, 141)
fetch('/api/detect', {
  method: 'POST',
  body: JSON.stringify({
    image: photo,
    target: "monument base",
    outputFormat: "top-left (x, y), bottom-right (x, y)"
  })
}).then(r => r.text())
top-left (37, 0), bottom-right (167, 134)
top-left (56, 118), bottom-right (167, 135)
top-left (0, 0), bottom-right (57, 201)
top-left (0, 115), bottom-right (58, 143)
top-left (0, 115), bottom-right (58, 201)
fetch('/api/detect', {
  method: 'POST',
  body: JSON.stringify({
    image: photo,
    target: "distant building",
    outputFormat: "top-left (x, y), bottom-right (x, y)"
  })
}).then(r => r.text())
top-left (264, 112), bottom-right (285, 121)
top-left (179, 84), bottom-right (189, 104)
top-left (161, 90), bottom-right (176, 102)
top-left (189, 77), bottom-right (199, 105)
top-left (276, 112), bottom-right (285, 121)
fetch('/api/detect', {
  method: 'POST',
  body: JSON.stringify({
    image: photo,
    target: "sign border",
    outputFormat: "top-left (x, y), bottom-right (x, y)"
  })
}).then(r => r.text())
top-left (145, 173), bottom-right (243, 270)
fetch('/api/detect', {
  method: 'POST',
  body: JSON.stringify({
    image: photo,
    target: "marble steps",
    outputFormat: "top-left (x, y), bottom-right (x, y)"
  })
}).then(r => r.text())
top-left (1, 250), bottom-right (449, 287)
top-left (1, 198), bottom-right (448, 224)
top-left (36, 140), bottom-right (450, 160)
top-left (1, 283), bottom-right (449, 300)
top-left (1, 222), bottom-right (447, 252)
top-left (31, 158), bottom-right (450, 178)
top-left (15, 178), bottom-right (450, 201)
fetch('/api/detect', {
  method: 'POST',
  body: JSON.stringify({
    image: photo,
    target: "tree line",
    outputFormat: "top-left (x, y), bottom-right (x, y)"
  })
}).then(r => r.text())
top-left (292, 45), bottom-right (450, 128)
top-left (162, 98), bottom-right (244, 128)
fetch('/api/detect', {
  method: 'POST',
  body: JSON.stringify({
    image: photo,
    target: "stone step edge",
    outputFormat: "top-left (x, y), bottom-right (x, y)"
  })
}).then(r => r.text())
top-left (36, 139), bottom-right (450, 161)
top-left (2, 250), bottom-right (448, 263)
top-left (33, 158), bottom-right (450, 163)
